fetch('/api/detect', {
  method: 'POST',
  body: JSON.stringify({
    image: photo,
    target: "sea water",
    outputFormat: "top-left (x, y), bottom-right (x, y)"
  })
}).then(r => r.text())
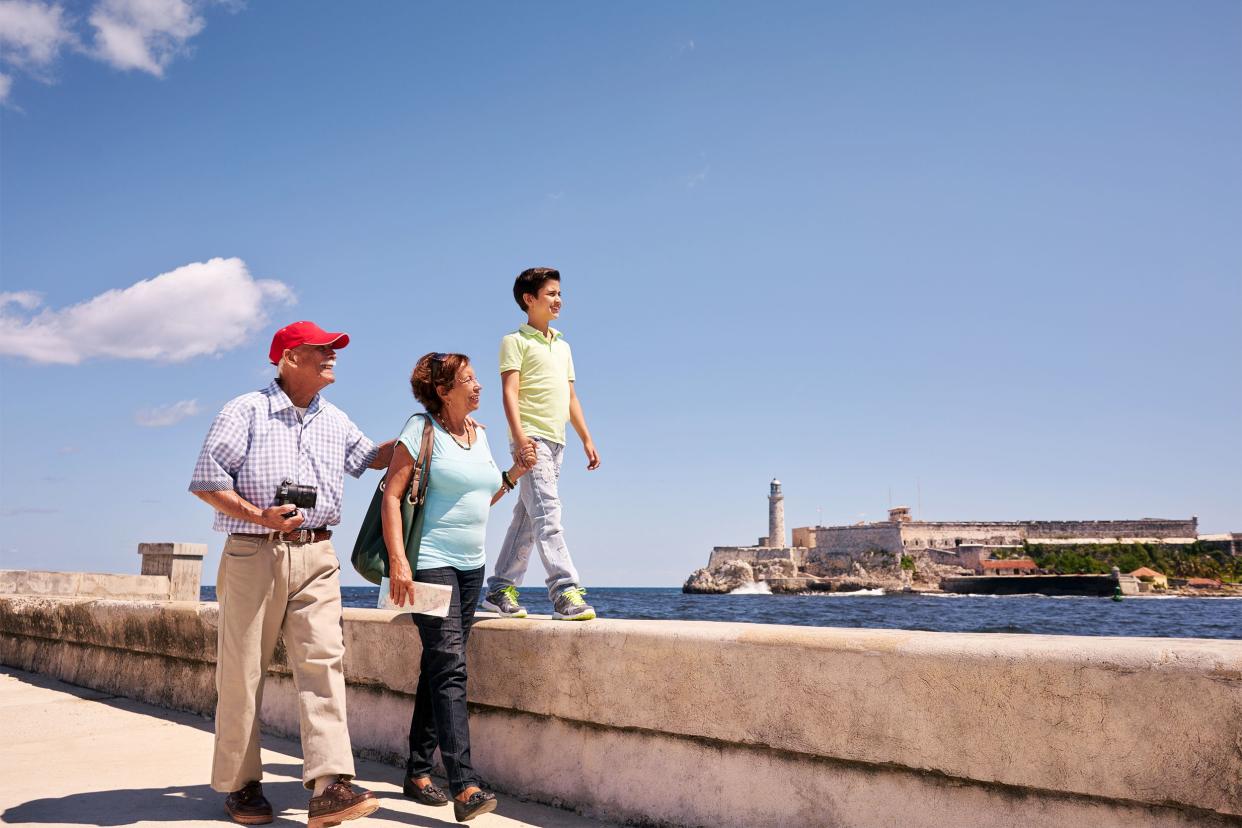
top-left (200, 587), bottom-right (1240, 639)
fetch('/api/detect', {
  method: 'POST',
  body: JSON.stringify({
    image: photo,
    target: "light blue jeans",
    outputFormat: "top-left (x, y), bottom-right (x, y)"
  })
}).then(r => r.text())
top-left (488, 437), bottom-right (580, 599)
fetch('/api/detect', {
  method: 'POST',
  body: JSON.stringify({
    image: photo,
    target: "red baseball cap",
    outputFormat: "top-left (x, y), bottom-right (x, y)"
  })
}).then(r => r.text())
top-left (269, 321), bottom-right (350, 365)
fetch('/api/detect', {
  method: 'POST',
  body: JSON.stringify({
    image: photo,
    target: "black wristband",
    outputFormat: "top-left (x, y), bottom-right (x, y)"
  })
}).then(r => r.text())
top-left (501, 470), bottom-right (515, 491)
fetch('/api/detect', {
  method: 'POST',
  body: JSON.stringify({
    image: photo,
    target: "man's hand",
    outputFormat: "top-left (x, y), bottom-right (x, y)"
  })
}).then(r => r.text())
top-left (261, 505), bottom-right (305, 532)
top-left (192, 490), bottom-right (307, 532)
top-left (583, 440), bottom-right (600, 471)
top-left (369, 440), bottom-right (396, 470)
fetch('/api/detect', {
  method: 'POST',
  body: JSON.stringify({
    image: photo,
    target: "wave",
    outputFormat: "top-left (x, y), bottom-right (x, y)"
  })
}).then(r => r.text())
top-left (1133, 594), bottom-right (1242, 600)
top-left (729, 581), bottom-right (772, 595)
top-left (808, 588), bottom-right (886, 597)
top-left (926, 592), bottom-right (1104, 600)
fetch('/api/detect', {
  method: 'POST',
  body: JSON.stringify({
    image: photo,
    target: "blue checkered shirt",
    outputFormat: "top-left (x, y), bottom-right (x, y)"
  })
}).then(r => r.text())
top-left (189, 380), bottom-right (378, 534)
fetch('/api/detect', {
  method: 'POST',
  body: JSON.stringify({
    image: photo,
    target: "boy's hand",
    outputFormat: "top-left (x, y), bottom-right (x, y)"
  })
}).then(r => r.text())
top-left (513, 436), bottom-right (536, 469)
top-left (583, 440), bottom-right (600, 471)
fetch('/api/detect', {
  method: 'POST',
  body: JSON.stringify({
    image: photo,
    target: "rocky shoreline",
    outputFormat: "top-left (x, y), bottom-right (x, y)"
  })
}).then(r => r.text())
top-left (682, 557), bottom-right (1242, 597)
top-left (682, 554), bottom-right (966, 595)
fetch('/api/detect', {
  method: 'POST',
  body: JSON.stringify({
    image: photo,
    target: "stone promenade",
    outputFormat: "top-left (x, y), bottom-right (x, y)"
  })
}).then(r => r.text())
top-left (0, 667), bottom-right (616, 828)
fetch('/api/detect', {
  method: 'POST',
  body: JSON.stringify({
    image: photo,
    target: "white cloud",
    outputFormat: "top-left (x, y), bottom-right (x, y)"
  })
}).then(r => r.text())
top-left (89, 0), bottom-right (204, 76)
top-left (0, 0), bottom-right (220, 101)
top-left (0, 1), bottom-right (75, 72)
top-left (0, 257), bottom-right (296, 365)
top-left (135, 398), bottom-right (200, 427)
top-left (0, 290), bottom-right (42, 309)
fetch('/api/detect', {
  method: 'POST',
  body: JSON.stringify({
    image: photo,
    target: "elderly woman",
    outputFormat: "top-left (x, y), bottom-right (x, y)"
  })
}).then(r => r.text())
top-left (381, 352), bottom-right (534, 823)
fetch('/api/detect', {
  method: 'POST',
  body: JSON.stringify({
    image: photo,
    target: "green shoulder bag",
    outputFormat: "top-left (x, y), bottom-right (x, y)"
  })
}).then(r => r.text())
top-left (350, 414), bottom-right (434, 585)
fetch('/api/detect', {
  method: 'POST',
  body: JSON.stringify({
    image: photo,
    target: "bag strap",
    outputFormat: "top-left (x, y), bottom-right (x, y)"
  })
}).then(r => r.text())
top-left (406, 414), bottom-right (435, 505)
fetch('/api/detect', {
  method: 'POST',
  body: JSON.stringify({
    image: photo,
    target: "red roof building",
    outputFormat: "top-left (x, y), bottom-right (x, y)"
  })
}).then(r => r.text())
top-left (979, 558), bottom-right (1039, 576)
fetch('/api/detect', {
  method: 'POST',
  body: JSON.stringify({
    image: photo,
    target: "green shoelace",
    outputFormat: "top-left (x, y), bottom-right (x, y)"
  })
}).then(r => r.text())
top-left (560, 587), bottom-right (588, 606)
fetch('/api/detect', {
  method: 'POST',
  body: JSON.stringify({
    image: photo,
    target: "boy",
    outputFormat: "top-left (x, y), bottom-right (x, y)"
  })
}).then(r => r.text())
top-left (482, 267), bottom-right (600, 621)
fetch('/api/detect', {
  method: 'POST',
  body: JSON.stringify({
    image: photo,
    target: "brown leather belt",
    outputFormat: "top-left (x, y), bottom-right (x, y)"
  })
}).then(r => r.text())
top-left (232, 529), bottom-right (332, 545)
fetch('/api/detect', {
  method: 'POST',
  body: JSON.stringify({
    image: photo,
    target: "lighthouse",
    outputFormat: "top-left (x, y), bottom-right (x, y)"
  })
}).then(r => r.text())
top-left (768, 479), bottom-right (785, 548)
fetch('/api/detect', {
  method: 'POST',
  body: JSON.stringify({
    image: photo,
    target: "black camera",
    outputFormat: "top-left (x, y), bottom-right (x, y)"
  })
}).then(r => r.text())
top-left (276, 479), bottom-right (318, 519)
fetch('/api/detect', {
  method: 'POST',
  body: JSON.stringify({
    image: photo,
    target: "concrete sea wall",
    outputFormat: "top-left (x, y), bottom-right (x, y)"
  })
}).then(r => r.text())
top-left (803, 524), bottom-right (904, 556)
top-left (1023, 518), bottom-right (1198, 539)
top-left (941, 574), bottom-right (1140, 596)
top-left (707, 545), bottom-right (808, 569)
top-left (792, 519), bottom-right (1203, 559)
top-left (0, 544), bottom-right (204, 602)
top-left (1, 594), bottom-right (1240, 827)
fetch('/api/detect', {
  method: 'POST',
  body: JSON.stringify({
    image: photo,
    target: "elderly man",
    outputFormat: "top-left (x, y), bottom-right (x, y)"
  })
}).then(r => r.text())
top-left (190, 321), bottom-right (393, 828)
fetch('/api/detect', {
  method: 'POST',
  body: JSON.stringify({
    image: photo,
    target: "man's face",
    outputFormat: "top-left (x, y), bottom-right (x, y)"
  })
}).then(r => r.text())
top-left (525, 280), bottom-right (562, 320)
top-left (288, 343), bottom-right (337, 387)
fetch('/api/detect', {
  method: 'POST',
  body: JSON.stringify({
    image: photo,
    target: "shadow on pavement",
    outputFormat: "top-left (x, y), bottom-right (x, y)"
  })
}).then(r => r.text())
top-left (1, 781), bottom-right (308, 826)
top-left (366, 804), bottom-right (460, 828)
top-left (257, 762), bottom-right (305, 779)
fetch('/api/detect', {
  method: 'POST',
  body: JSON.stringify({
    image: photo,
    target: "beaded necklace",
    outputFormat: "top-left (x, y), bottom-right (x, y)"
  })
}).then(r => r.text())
top-left (437, 415), bottom-right (474, 450)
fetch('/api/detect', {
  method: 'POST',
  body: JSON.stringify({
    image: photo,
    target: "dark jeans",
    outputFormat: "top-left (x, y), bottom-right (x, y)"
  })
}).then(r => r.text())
top-left (406, 565), bottom-right (484, 795)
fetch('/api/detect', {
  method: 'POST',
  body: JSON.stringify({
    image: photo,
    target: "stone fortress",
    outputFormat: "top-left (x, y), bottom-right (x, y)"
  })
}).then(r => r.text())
top-left (685, 480), bottom-right (1234, 593)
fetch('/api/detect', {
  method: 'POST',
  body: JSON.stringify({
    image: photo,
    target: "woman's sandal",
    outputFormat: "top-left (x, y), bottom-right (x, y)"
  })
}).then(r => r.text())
top-left (402, 775), bottom-right (449, 806)
top-left (453, 790), bottom-right (497, 822)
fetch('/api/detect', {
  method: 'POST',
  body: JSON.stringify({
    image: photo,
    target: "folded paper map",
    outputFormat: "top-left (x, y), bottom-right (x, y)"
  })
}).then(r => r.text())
top-left (377, 577), bottom-right (452, 618)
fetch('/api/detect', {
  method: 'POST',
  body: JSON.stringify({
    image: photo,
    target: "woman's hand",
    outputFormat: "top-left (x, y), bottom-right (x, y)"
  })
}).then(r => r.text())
top-left (389, 559), bottom-right (416, 607)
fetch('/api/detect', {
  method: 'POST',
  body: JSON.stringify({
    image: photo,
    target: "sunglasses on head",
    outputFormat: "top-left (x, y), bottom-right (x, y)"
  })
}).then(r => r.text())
top-left (429, 353), bottom-right (449, 383)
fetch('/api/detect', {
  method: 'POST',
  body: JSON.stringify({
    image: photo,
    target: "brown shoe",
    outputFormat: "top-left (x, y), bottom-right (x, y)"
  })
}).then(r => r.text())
top-left (308, 777), bottom-right (379, 828)
top-left (403, 774), bottom-right (449, 806)
top-left (224, 781), bottom-right (273, 825)
top-left (453, 789), bottom-right (497, 822)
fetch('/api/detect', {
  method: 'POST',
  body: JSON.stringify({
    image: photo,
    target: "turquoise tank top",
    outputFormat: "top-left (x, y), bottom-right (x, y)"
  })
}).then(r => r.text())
top-left (396, 414), bottom-right (503, 572)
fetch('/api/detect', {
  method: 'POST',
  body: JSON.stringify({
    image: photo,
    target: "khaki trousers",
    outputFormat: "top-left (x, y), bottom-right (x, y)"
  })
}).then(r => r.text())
top-left (211, 534), bottom-right (355, 792)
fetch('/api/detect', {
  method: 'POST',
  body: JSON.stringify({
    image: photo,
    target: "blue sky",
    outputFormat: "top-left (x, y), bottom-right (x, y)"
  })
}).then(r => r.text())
top-left (1, 1), bottom-right (1239, 588)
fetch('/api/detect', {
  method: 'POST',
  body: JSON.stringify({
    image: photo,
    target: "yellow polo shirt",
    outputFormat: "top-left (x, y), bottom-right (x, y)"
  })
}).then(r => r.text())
top-left (499, 324), bottom-right (576, 445)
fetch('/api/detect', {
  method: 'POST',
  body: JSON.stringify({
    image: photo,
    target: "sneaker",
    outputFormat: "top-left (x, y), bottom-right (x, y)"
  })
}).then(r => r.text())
top-left (552, 587), bottom-right (596, 621)
top-left (224, 781), bottom-right (273, 825)
top-left (307, 777), bottom-right (379, 828)
top-left (481, 585), bottom-right (528, 618)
